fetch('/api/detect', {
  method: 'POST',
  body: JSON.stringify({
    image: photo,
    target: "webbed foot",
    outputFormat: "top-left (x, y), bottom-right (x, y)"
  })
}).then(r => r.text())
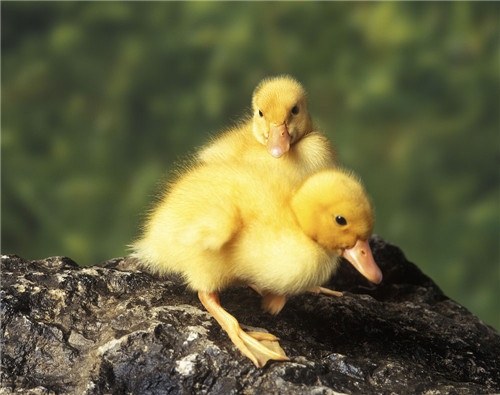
top-left (198, 291), bottom-right (289, 368)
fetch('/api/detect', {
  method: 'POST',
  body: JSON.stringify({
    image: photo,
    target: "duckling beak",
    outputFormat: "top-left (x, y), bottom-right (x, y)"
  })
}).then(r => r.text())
top-left (267, 123), bottom-right (290, 158)
top-left (342, 239), bottom-right (383, 284)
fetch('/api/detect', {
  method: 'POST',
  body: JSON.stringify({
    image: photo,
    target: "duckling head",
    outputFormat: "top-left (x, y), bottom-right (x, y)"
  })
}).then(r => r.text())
top-left (291, 170), bottom-right (383, 284)
top-left (252, 76), bottom-right (313, 158)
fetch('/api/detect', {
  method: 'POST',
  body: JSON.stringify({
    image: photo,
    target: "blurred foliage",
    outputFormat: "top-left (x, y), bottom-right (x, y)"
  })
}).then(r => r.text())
top-left (2, 2), bottom-right (499, 330)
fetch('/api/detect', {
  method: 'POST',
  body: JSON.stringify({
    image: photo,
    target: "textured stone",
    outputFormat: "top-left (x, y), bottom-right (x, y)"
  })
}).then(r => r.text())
top-left (1, 236), bottom-right (499, 394)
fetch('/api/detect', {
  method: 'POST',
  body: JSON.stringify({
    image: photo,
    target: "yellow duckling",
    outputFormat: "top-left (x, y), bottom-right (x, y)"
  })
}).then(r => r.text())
top-left (198, 76), bottom-right (336, 186)
top-left (132, 163), bottom-right (382, 368)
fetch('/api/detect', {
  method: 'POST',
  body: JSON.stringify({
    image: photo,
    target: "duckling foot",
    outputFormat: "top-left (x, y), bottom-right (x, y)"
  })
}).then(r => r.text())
top-left (310, 286), bottom-right (343, 297)
top-left (199, 291), bottom-right (289, 368)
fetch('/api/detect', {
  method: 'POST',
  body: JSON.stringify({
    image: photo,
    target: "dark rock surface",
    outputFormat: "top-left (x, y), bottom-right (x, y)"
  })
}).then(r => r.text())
top-left (1, 236), bottom-right (499, 394)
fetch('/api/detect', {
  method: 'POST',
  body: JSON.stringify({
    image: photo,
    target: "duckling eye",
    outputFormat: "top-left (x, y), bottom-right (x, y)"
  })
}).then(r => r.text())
top-left (335, 216), bottom-right (347, 226)
top-left (291, 105), bottom-right (299, 115)
top-left (258, 110), bottom-right (263, 117)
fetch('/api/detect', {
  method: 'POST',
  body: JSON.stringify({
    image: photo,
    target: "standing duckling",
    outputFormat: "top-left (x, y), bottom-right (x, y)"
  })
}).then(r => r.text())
top-left (198, 76), bottom-right (336, 186)
top-left (132, 162), bottom-right (382, 368)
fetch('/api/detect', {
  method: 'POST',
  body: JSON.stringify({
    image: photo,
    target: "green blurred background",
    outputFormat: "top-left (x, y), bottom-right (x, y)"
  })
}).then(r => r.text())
top-left (2, 2), bottom-right (499, 330)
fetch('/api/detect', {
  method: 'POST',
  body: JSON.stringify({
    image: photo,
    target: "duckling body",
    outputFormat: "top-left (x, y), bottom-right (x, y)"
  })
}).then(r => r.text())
top-left (132, 163), bottom-right (382, 367)
top-left (133, 162), bottom-right (335, 295)
top-left (200, 127), bottom-right (335, 189)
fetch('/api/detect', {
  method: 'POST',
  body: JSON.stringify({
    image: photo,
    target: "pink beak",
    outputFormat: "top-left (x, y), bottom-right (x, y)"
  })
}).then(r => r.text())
top-left (342, 239), bottom-right (383, 284)
top-left (267, 123), bottom-right (291, 158)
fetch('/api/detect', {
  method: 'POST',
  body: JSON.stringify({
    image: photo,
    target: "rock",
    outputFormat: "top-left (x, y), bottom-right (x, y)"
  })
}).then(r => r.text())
top-left (1, 236), bottom-right (499, 394)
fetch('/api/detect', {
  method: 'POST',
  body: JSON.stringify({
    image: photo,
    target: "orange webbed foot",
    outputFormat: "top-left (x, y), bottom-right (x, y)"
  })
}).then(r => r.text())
top-left (198, 291), bottom-right (289, 368)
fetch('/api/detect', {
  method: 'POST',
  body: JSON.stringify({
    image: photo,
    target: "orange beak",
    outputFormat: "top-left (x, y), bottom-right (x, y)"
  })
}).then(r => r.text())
top-left (267, 123), bottom-right (290, 158)
top-left (342, 239), bottom-right (383, 284)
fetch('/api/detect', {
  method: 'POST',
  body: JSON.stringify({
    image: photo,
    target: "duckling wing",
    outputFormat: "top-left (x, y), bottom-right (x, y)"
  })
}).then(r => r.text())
top-left (178, 198), bottom-right (240, 251)
top-left (153, 166), bottom-right (242, 252)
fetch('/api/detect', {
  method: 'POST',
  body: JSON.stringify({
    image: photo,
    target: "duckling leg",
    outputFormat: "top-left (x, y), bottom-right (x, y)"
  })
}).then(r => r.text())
top-left (198, 291), bottom-right (289, 368)
top-left (309, 286), bottom-right (343, 297)
top-left (248, 283), bottom-right (263, 296)
top-left (261, 293), bottom-right (287, 315)
top-left (248, 284), bottom-right (287, 314)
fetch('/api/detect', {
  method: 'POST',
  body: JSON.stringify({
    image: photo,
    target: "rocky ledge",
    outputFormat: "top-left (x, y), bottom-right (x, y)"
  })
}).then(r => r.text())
top-left (1, 236), bottom-right (499, 394)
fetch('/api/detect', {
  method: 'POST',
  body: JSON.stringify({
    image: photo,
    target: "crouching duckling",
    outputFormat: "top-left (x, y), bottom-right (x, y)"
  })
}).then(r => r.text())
top-left (131, 164), bottom-right (382, 368)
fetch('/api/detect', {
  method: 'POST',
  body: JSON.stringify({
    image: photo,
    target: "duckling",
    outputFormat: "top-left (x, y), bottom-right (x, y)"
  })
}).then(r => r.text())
top-left (132, 163), bottom-right (382, 368)
top-left (198, 76), bottom-right (336, 186)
